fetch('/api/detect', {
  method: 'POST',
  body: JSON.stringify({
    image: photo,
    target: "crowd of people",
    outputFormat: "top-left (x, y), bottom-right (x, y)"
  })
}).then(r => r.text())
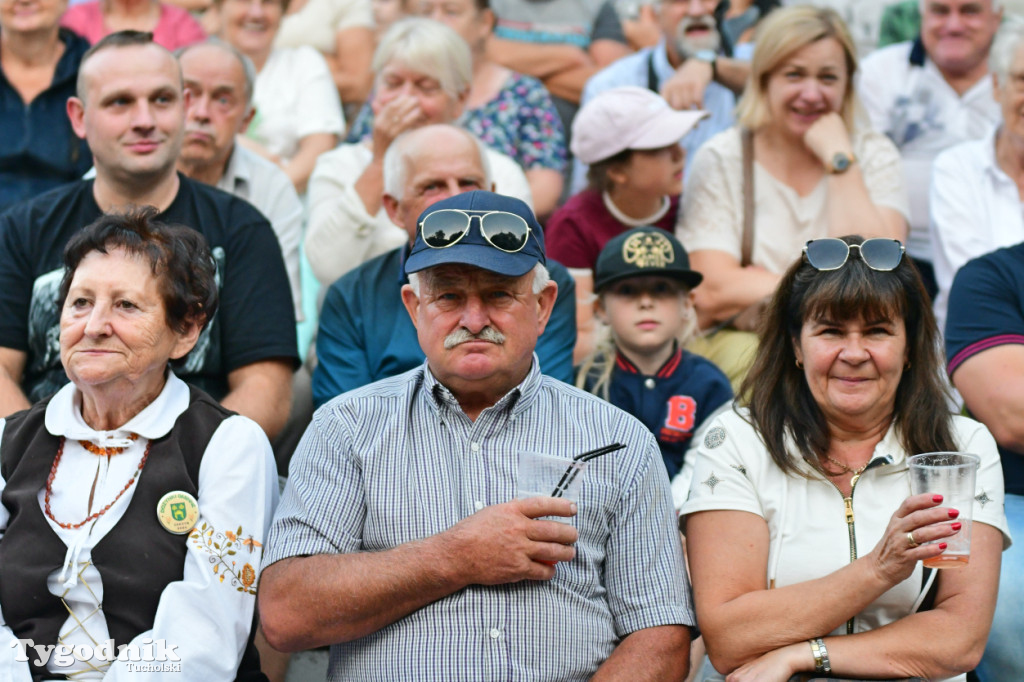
top-left (0, 0), bottom-right (1021, 680)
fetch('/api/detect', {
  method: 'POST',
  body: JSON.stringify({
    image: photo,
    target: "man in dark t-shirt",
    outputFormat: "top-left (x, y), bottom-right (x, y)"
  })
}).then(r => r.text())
top-left (0, 31), bottom-right (298, 439)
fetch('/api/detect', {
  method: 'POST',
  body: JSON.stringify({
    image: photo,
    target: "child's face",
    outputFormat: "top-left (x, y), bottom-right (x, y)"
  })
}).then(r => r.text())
top-left (596, 275), bottom-right (693, 357)
top-left (610, 144), bottom-right (685, 197)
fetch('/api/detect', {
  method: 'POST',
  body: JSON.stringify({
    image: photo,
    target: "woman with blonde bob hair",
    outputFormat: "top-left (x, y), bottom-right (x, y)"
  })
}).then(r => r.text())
top-left (676, 6), bottom-right (908, 388)
top-left (681, 234), bottom-right (1009, 682)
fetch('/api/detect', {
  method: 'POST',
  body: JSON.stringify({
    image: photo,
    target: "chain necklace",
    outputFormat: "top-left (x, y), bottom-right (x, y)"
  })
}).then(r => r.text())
top-left (78, 433), bottom-right (139, 456)
top-left (824, 454), bottom-right (869, 477)
top-left (45, 436), bottom-right (151, 530)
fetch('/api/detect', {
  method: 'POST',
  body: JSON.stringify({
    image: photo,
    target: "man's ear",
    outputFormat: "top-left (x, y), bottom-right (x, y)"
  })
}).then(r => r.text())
top-left (534, 280), bottom-right (558, 336)
top-left (400, 283), bottom-right (421, 330)
top-left (67, 97), bottom-right (87, 140)
top-left (239, 105), bottom-right (256, 134)
top-left (383, 193), bottom-right (403, 228)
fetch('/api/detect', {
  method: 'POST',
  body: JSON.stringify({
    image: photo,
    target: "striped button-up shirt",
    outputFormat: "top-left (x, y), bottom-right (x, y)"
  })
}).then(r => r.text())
top-left (265, 358), bottom-right (694, 681)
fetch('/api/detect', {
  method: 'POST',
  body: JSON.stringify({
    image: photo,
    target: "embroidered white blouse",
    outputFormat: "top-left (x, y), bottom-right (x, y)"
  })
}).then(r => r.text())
top-left (0, 373), bottom-right (278, 681)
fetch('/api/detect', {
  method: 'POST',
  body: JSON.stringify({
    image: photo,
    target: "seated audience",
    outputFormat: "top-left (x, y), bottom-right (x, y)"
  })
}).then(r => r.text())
top-left (61, 0), bottom-right (205, 49)
top-left (930, 20), bottom-right (1024, 333)
top-left (677, 6), bottom-right (907, 388)
top-left (304, 18), bottom-right (531, 288)
top-left (312, 124), bottom-right (575, 407)
top-left (570, 0), bottom-right (749, 194)
top-left (260, 189), bottom-right (694, 680)
top-left (858, 0), bottom-right (1002, 299)
top-left (218, 0), bottom-right (344, 193)
top-left (576, 227), bottom-right (731, 482)
top-left (273, 0), bottom-right (375, 108)
top-left (548, 86), bottom-right (705, 361)
top-left (0, 209), bottom-right (276, 680)
top-left (945, 243), bottom-right (1024, 681)
top-left (0, 0), bottom-right (91, 212)
top-left (0, 31), bottom-right (298, 442)
top-left (683, 235), bottom-right (1009, 681)
top-left (485, 0), bottom-right (631, 132)
top-left (348, 0), bottom-right (567, 217)
top-left (176, 38), bottom-right (303, 318)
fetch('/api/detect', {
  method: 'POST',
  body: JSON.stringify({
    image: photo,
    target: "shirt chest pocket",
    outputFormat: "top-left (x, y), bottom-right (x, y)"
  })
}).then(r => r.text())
top-left (553, 478), bottom-right (619, 589)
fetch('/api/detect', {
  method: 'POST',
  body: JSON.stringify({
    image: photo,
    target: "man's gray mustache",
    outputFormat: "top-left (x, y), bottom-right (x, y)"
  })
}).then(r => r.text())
top-left (444, 326), bottom-right (506, 349)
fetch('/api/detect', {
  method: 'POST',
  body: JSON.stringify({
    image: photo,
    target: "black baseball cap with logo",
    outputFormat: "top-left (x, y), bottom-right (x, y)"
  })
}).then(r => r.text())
top-left (594, 227), bottom-right (703, 292)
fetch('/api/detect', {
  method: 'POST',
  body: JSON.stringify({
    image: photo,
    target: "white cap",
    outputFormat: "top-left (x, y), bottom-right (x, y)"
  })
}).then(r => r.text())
top-left (570, 86), bottom-right (709, 164)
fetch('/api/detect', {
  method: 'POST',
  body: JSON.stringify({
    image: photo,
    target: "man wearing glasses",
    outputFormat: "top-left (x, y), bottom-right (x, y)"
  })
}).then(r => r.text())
top-left (311, 124), bottom-right (576, 408)
top-left (259, 189), bottom-right (694, 680)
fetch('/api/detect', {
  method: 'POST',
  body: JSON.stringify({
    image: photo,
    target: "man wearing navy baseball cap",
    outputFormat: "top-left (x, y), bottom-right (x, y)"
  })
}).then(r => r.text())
top-left (261, 189), bottom-right (695, 680)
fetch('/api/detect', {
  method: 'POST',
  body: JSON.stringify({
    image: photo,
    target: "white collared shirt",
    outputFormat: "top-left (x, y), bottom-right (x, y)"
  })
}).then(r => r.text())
top-left (858, 40), bottom-right (1002, 260)
top-left (217, 145), bottom-right (304, 320)
top-left (0, 373), bottom-right (278, 681)
top-left (929, 127), bottom-right (1024, 335)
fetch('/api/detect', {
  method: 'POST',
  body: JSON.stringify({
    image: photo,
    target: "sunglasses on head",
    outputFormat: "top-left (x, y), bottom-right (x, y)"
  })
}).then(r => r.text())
top-left (419, 209), bottom-right (532, 254)
top-left (802, 238), bottom-right (905, 272)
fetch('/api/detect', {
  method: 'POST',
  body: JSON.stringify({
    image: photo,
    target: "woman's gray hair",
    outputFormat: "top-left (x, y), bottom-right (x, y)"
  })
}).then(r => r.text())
top-left (990, 15), bottom-right (1024, 88)
top-left (383, 126), bottom-right (493, 199)
top-left (372, 18), bottom-right (473, 100)
top-left (408, 262), bottom-right (550, 296)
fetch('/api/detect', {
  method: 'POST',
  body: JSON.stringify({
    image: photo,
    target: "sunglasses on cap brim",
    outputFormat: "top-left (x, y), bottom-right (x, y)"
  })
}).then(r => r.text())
top-left (419, 209), bottom-right (531, 254)
top-left (802, 238), bottom-right (905, 272)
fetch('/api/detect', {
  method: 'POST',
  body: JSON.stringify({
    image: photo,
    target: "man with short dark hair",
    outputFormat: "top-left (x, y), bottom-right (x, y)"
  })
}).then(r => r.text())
top-left (260, 189), bottom-right (693, 680)
top-left (0, 31), bottom-right (298, 439)
top-left (312, 124), bottom-right (576, 407)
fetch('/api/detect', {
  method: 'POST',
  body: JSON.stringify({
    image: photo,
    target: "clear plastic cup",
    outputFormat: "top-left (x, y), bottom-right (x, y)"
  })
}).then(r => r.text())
top-left (516, 450), bottom-right (588, 503)
top-left (908, 452), bottom-right (980, 569)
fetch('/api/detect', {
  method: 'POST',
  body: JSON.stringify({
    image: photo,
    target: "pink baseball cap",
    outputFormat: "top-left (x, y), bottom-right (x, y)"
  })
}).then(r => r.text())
top-left (570, 86), bottom-right (709, 164)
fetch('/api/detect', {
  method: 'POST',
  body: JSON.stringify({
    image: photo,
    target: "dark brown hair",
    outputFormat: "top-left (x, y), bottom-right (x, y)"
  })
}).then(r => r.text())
top-left (60, 206), bottom-right (219, 337)
top-left (741, 235), bottom-right (956, 476)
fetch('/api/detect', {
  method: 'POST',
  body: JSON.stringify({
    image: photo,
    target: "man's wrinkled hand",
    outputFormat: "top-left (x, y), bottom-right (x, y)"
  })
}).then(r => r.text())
top-left (441, 497), bottom-right (579, 586)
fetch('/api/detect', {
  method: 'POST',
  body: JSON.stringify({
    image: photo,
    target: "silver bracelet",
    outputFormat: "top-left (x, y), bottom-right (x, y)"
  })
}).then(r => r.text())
top-left (814, 637), bottom-right (832, 674)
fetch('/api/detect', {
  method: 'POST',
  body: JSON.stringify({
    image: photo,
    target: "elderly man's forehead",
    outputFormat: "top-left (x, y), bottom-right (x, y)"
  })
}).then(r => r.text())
top-left (180, 43), bottom-right (245, 79)
top-left (405, 130), bottom-right (484, 174)
top-left (426, 264), bottom-right (525, 288)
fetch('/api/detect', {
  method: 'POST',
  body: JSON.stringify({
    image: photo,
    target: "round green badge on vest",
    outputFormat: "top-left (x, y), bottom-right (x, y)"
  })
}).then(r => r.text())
top-left (157, 491), bottom-right (199, 534)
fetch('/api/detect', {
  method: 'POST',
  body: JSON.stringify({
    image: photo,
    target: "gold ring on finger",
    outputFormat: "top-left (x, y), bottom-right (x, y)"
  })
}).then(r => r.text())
top-left (907, 531), bottom-right (919, 548)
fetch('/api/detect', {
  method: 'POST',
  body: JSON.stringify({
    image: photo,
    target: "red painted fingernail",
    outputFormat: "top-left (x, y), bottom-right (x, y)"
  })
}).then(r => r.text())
top-left (949, 509), bottom-right (960, 519)
top-left (933, 494), bottom-right (943, 503)
top-left (951, 522), bottom-right (962, 531)
top-left (938, 543), bottom-right (948, 550)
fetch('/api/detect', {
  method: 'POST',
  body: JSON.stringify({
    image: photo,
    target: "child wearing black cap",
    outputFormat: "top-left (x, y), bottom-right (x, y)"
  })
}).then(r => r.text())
top-left (576, 227), bottom-right (732, 482)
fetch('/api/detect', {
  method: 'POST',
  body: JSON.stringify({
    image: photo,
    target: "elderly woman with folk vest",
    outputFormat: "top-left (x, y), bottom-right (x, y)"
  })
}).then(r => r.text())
top-left (0, 208), bottom-right (276, 681)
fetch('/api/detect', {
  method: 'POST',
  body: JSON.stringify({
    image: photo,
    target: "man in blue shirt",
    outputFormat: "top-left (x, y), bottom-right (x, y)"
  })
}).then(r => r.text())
top-left (260, 189), bottom-right (694, 680)
top-left (312, 124), bottom-right (576, 407)
top-left (570, 0), bottom-right (750, 193)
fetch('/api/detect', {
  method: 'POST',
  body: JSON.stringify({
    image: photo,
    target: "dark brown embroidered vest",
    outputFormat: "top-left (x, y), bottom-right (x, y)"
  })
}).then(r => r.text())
top-left (0, 386), bottom-right (265, 681)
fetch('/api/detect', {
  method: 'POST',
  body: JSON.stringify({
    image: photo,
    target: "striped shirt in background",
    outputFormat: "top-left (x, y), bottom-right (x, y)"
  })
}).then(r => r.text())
top-left (264, 358), bottom-right (694, 680)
